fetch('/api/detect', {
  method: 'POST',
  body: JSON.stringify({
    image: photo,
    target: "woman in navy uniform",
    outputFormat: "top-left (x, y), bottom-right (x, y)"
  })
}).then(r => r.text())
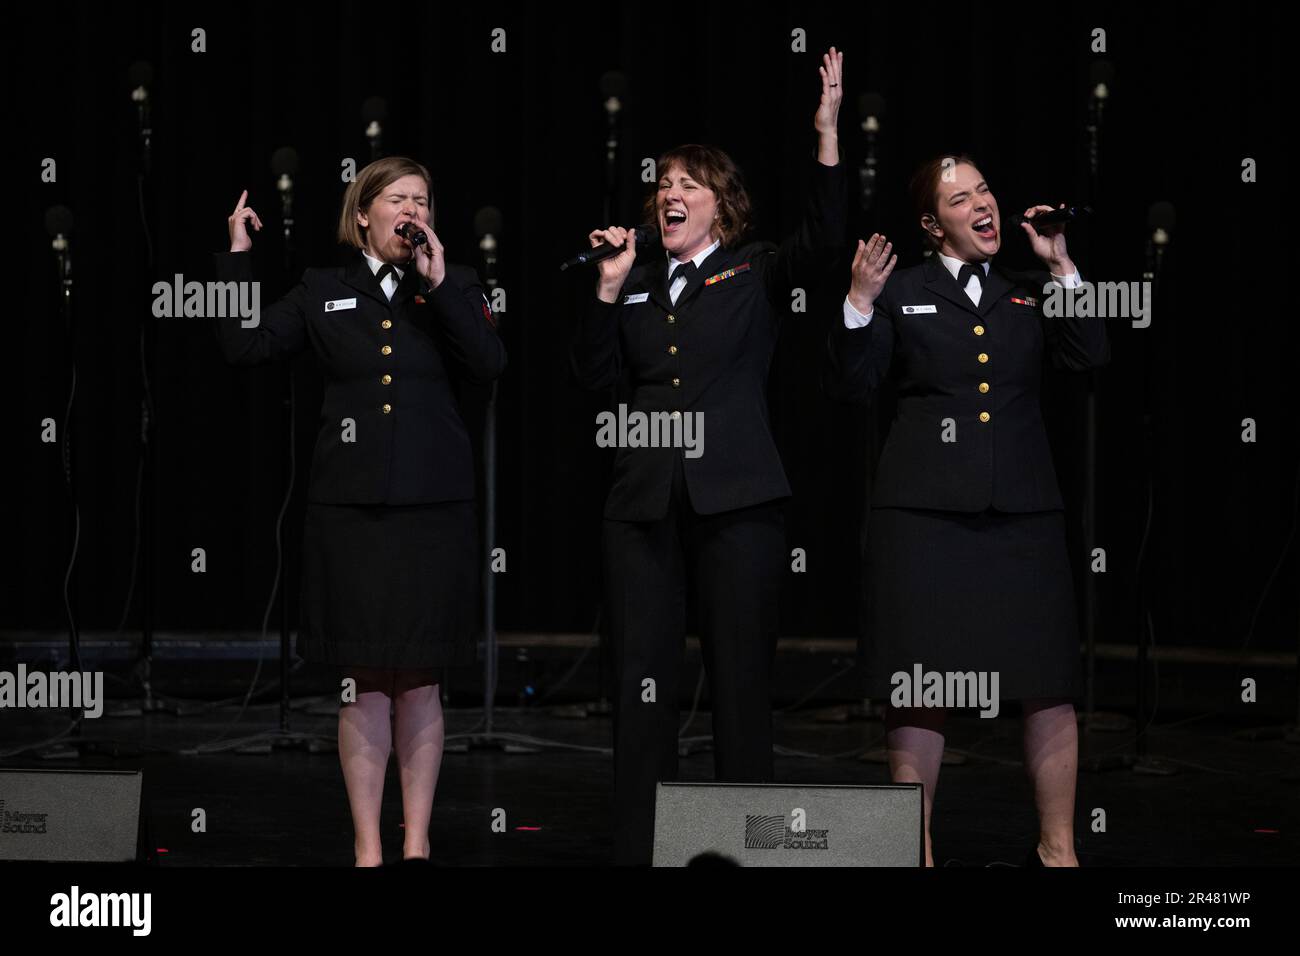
top-left (826, 155), bottom-right (1108, 867)
top-left (214, 156), bottom-right (505, 865)
top-left (572, 49), bottom-right (846, 865)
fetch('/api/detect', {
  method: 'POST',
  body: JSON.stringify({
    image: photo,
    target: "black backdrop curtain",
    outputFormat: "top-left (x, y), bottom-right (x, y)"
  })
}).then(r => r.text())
top-left (10, 3), bottom-right (1293, 660)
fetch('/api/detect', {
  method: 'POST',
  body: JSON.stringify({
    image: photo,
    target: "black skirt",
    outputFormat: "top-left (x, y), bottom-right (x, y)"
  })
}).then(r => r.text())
top-left (298, 500), bottom-right (479, 670)
top-left (863, 506), bottom-right (1082, 702)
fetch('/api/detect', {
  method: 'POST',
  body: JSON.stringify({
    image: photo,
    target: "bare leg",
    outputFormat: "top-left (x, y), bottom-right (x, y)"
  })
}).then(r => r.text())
top-left (1022, 697), bottom-right (1079, 866)
top-left (339, 667), bottom-right (394, 866)
top-left (885, 704), bottom-right (947, 867)
top-left (393, 669), bottom-right (444, 860)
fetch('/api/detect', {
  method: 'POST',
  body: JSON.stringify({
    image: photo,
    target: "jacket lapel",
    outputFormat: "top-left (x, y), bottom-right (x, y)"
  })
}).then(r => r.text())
top-left (922, 255), bottom-right (977, 314)
top-left (391, 264), bottom-right (421, 308)
top-left (671, 245), bottom-right (729, 310)
top-left (978, 267), bottom-right (1013, 318)
top-left (921, 255), bottom-right (1012, 318)
top-left (341, 252), bottom-right (393, 308)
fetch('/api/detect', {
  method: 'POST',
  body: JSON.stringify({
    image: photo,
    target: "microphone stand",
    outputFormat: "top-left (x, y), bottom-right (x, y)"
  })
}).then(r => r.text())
top-left (105, 103), bottom-right (178, 720)
top-left (478, 234), bottom-right (502, 746)
top-left (838, 109), bottom-right (885, 729)
top-left (260, 178), bottom-right (317, 752)
top-left (1128, 234), bottom-right (1175, 776)
top-left (217, 173), bottom-right (335, 758)
top-left (581, 93), bottom-right (625, 721)
top-left (57, 233), bottom-right (85, 741)
top-left (1079, 75), bottom-right (1128, 738)
top-left (458, 226), bottom-right (539, 757)
top-left (28, 225), bottom-right (122, 758)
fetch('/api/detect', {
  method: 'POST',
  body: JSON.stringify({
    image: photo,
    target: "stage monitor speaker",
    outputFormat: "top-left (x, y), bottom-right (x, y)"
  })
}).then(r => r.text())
top-left (652, 781), bottom-right (922, 866)
top-left (0, 768), bottom-right (146, 862)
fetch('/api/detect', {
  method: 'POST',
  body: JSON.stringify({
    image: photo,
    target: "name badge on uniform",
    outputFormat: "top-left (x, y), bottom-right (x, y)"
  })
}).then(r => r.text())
top-left (622, 292), bottom-right (650, 304)
top-left (325, 298), bottom-right (357, 312)
top-left (902, 304), bottom-right (938, 315)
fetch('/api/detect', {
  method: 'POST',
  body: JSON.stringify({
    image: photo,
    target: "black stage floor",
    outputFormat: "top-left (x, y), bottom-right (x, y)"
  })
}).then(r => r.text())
top-left (2, 699), bottom-right (1296, 867)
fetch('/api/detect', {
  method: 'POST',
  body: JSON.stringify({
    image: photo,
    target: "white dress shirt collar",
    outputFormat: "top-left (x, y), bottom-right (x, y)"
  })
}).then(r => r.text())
top-left (667, 238), bottom-right (721, 273)
top-left (362, 250), bottom-right (404, 279)
top-left (937, 252), bottom-right (990, 281)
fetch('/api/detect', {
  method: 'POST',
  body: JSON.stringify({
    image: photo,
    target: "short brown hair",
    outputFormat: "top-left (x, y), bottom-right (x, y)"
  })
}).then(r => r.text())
top-left (336, 156), bottom-right (433, 250)
top-left (908, 153), bottom-right (979, 250)
top-left (641, 144), bottom-right (752, 249)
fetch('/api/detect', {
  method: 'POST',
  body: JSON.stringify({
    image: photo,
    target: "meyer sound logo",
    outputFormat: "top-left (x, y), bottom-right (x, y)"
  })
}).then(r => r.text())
top-left (744, 812), bottom-right (829, 851)
top-left (0, 798), bottom-right (50, 835)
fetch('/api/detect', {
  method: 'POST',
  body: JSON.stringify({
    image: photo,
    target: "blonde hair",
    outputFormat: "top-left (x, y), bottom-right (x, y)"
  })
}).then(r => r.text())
top-left (336, 156), bottom-right (433, 250)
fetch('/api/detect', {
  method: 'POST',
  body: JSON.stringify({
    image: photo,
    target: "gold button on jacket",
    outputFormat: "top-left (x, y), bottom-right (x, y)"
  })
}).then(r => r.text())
top-left (212, 250), bottom-right (506, 504)
top-left (825, 256), bottom-right (1111, 512)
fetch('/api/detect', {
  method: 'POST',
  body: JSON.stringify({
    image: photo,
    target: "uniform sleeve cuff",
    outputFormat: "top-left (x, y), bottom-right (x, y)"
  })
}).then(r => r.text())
top-left (843, 297), bottom-right (873, 329)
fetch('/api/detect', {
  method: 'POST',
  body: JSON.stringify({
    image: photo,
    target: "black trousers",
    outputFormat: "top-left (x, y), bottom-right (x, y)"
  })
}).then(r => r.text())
top-left (602, 457), bottom-right (785, 865)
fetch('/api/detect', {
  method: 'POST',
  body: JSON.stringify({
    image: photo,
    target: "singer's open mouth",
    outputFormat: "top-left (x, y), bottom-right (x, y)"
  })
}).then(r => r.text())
top-left (663, 209), bottom-right (686, 234)
top-left (973, 215), bottom-right (995, 238)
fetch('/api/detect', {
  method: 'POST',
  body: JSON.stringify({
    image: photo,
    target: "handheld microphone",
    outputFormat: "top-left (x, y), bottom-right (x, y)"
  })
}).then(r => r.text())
top-left (560, 224), bottom-right (657, 272)
top-left (396, 221), bottom-right (428, 247)
top-left (1012, 205), bottom-right (1092, 232)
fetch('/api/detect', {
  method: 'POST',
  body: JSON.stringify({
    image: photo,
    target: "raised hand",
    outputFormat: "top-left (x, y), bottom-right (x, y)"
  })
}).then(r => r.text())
top-left (848, 233), bottom-right (896, 314)
top-left (815, 47), bottom-right (844, 135)
top-left (228, 189), bottom-right (263, 253)
top-left (591, 226), bottom-right (638, 303)
top-left (814, 47), bottom-right (843, 165)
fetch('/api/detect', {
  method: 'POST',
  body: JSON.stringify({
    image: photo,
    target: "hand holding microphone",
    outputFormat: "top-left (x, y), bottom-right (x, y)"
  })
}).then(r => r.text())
top-left (589, 226), bottom-right (639, 303)
top-left (1020, 204), bottom-right (1076, 276)
top-left (399, 220), bottom-right (446, 289)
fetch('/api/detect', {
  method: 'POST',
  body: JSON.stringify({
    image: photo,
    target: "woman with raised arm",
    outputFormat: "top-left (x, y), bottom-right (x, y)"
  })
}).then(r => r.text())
top-left (572, 49), bottom-right (847, 866)
top-left (826, 155), bottom-right (1109, 866)
top-left (214, 156), bottom-right (505, 865)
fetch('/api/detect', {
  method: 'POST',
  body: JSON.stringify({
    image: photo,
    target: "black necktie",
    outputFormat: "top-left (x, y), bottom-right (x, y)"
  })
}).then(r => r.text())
top-left (669, 260), bottom-right (697, 286)
top-left (376, 263), bottom-right (397, 285)
top-left (958, 263), bottom-right (985, 292)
